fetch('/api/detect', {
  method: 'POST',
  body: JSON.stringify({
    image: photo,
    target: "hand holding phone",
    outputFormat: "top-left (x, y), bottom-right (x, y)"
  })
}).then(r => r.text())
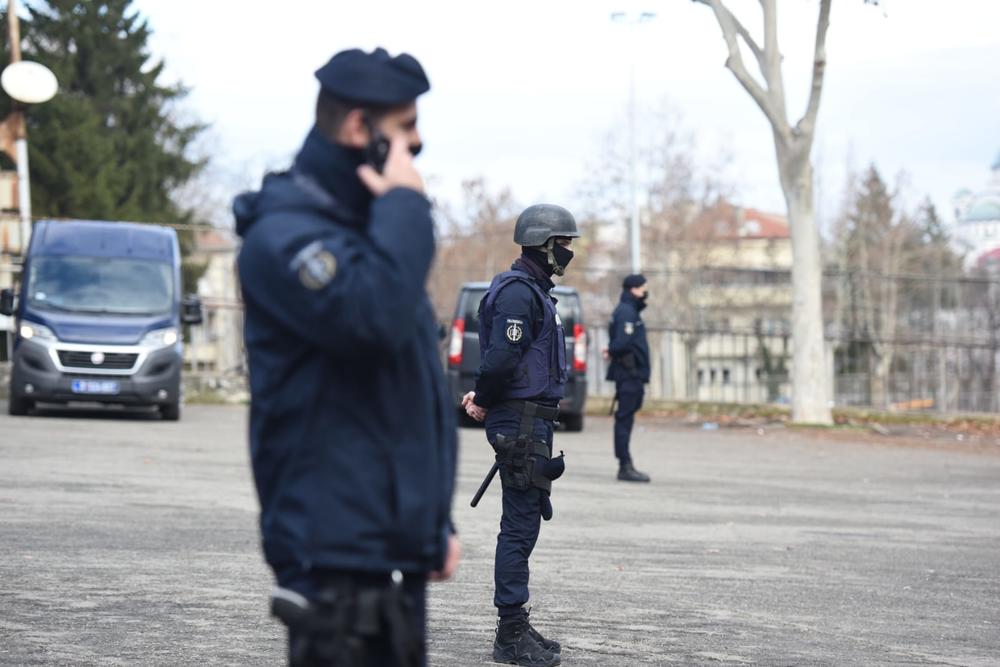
top-left (357, 134), bottom-right (424, 196)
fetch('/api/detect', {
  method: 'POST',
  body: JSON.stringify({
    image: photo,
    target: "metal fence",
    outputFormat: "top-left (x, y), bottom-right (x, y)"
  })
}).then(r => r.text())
top-left (585, 325), bottom-right (1000, 415)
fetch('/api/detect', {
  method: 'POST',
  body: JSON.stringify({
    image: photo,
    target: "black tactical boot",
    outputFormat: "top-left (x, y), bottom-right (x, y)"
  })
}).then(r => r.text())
top-left (617, 462), bottom-right (651, 482)
top-left (493, 615), bottom-right (561, 666)
top-left (523, 607), bottom-right (560, 654)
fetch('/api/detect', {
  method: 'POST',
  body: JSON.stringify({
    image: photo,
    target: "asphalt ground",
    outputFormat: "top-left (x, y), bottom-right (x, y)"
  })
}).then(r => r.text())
top-left (1, 403), bottom-right (998, 666)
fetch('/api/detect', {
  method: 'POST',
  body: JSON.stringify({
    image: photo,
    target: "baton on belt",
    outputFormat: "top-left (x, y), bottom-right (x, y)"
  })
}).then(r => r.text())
top-left (470, 460), bottom-right (501, 508)
top-left (471, 435), bottom-right (514, 508)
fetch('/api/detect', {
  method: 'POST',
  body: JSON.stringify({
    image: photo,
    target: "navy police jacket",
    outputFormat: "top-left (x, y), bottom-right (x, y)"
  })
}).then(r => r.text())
top-left (606, 291), bottom-right (651, 383)
top-left (233, 129), bottom-right (457, 585)
top-left (473, 257), bottom-right (567, 408)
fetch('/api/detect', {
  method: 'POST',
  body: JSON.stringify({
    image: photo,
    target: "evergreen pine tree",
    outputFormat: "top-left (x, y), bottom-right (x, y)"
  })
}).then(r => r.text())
top-left (1, 0), bottom-right (207, 291)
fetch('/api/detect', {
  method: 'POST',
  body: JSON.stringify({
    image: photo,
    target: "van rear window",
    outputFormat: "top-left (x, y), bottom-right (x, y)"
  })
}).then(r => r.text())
top-left (461, 289), bottom-right (487, 333)
top-left (462, 288), bottom-right (580, 334)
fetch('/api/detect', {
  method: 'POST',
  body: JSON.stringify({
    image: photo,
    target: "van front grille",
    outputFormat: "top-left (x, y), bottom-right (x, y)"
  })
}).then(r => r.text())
top-left (57, 350), bottom-right (138, 370)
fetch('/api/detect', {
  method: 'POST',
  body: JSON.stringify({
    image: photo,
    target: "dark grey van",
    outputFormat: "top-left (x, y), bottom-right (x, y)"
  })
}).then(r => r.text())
top-left (446, 282), bottom-right (588, 431)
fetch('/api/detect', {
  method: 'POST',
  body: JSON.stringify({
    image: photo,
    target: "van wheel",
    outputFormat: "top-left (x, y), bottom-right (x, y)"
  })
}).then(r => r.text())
top-left (160, 402), bottom-right (181, 421)
top-left (7, 394), bottom-right (32, 416)
top-left (561, 413), bottom-right (584, 432)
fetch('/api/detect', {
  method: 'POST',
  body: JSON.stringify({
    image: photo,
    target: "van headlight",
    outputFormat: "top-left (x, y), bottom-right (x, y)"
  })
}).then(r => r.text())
top-left (20, 322), bottom-right (56, 341)
top-left (141, 327), bottom-right (179, 348)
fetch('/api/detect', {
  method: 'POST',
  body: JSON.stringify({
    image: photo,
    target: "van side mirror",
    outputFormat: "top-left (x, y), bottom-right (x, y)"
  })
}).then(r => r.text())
top-left (0, 288), bottom-right (13, 316)
top-left (182, 294), bottom-right (203, 325)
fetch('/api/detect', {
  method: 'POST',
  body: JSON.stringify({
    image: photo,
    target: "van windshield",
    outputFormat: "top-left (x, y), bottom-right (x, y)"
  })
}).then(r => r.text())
top-left (27, 256), bottom-right (174, 316)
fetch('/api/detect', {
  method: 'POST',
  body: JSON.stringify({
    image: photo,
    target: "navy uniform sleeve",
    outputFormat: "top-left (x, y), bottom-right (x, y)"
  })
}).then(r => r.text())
top-left (608, 305), bottom-right (635, 358)
top-left (238, 187), bottom-right (435, 355)
top-left (473, 281), bottom-right (539, 408)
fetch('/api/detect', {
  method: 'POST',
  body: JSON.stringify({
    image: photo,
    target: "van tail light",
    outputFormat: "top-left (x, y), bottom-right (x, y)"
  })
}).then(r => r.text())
top-left (572, 324), bottom-right (587, 372)
top-left (448, 318), bottom-right (465, 367)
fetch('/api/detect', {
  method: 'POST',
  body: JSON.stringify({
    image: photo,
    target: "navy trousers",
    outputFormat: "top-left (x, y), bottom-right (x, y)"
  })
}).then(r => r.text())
top-left (485, 403), bottom-right (555, 615)
top-left (614, 378), bottom-right (645, 465)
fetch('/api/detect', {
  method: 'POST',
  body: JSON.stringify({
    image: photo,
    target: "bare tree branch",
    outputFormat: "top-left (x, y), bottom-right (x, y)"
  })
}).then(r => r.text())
top-left (692, 0), bottom-right (789, 138)
top-left (760, 0), bottom-right (787, 119)
top-left (796, 0), bottom-right (832, 138)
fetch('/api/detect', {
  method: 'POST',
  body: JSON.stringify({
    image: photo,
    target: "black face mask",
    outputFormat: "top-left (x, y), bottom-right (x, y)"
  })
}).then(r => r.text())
top-left (638, 291), bottom-right (649, 303)
top-left (550, 243), bottom-right (574, 276)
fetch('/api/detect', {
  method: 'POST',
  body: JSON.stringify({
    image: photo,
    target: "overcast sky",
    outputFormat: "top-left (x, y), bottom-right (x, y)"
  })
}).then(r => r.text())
top-left (135, 0), bottom-right (1000, 230)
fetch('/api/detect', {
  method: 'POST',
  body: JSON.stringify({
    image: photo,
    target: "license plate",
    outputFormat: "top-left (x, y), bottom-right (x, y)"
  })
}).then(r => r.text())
top-left (71, 380), bottom-right (120, 395)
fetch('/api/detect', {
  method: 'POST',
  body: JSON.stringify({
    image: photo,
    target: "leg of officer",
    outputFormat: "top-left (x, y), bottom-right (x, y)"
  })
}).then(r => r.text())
top-left (615, 378), bottom-right (650, 482)
top-left (488, 406), bottom-right (559, 667)
top-left (489, 404), bottom-right (547, 613)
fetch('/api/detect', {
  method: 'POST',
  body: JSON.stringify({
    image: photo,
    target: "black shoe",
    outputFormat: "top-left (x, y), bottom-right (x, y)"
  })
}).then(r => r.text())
top-left (493, 616), bottom-right (561, 667)
top-left (617, 463), bottom-right (651, 482)
top-left (523, 607), bottom-right (560, 654)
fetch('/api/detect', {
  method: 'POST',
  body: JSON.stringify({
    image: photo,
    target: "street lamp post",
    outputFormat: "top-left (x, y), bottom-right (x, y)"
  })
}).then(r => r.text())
top-left (2, 0), bottom-right (57, 255)
top-left (611, 10), bottom-right (656, 275)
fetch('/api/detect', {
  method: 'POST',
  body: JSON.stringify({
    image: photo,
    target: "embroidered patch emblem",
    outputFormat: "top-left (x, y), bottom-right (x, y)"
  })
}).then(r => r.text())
top-left (291, 241), bottom-right (337, 290)
top-left (505, 319), bottom-right (524, 343)
top-left (624, 322), bottom-right (635, 336)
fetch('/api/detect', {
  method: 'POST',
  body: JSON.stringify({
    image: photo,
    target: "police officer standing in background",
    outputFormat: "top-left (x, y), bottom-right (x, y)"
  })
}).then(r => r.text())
top-left (234, 47), bottom-right (459, 666)
top-left (607, 274), bottom-right (652, 483)
top-left (462, 204), bottom-right (578, 667)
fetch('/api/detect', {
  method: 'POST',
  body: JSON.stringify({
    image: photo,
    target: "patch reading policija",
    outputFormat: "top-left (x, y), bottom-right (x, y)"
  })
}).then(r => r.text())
top-left (624, 322), bottom-right (635, 336)
top-left (506, 319), bottom-right (524, 343)
top-left (291, 241), bottom-right (338, 290)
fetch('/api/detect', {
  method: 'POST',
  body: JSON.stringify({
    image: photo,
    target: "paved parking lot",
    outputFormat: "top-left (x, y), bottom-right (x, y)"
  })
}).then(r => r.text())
top-left (1, 403), bottom-right (998, 666)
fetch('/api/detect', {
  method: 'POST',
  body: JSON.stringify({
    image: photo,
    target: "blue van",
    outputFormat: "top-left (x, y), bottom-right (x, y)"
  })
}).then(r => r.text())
top-left (0, 220), bottom-right (202, 420)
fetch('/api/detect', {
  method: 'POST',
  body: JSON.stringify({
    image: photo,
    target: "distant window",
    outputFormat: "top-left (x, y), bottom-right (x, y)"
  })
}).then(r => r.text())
top-left (697, 369), bottom-right (704, 385)
top-left (722, 368), bottom-right (731, 385)
top-left (709, 368), bottom-right (717, 384)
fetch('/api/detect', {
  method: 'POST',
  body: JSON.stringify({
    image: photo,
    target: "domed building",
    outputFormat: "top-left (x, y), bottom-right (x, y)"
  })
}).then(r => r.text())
top-left (952, 153), bottom-right (1000, 267)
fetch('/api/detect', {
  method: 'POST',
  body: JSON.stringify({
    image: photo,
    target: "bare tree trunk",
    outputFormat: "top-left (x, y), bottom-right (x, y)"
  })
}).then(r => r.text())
top-left (779, 144), bottom-right (831, 422)
top-left (695, 0), bottom-right (834, 424)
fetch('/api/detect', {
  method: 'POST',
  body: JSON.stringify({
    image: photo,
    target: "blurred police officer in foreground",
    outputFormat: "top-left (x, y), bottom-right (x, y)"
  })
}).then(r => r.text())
top-left (233, 47), bottom-right (460, 666)
top-left (606, 274), bottom-right (652, 482)
top-left (462, 204), bottom-right (578, 667)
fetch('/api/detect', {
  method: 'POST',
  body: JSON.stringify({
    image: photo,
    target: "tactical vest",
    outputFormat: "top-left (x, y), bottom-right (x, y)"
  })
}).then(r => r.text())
top-left (478, 270), bottom-right (567, 402)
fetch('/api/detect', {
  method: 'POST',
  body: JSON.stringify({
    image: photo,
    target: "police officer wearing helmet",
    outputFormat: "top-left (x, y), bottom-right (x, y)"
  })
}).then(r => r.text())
top-left (462, 204), bottom-right (578, 667)
top-left (234, 47), bottom-right (460, 666)
top-left (606, 273), bottom-right (652, 482)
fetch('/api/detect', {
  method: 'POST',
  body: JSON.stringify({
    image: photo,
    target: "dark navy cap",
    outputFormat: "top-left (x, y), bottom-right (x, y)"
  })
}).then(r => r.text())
top-left (623, 274), bottom-right (647, 289)
top-left (315, 47), bottom-right (430, 106)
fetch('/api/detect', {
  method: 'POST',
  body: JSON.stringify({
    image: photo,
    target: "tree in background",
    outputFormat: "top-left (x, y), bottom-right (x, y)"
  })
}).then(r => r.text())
top-left (831, 165), bottom-right (965, 409)
top-left (692, 0), bottom-right (859, 424)
top-left (428, 179), bottom-right (521, 321)
top-left (0, 0), bottom-right (208, 292)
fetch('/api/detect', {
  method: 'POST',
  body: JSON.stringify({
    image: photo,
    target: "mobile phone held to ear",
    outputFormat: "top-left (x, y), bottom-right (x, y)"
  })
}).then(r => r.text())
top-left (365, 130), bottom-right (391, 174)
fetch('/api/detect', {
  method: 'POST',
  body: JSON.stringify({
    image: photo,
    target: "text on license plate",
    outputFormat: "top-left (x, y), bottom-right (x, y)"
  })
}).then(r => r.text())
top-left (71, 380), bottom-right (120, 395)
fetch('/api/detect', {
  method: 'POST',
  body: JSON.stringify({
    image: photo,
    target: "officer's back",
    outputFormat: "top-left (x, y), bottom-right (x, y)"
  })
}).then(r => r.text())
top-left (233, 47), bottom-right (458, 666)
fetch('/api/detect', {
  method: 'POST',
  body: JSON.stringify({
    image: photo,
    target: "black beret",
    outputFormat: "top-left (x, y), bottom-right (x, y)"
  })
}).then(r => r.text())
top-left (315, 47), bottom-right (430, 106)
top-left (623, 274), bottom-right (647, 289)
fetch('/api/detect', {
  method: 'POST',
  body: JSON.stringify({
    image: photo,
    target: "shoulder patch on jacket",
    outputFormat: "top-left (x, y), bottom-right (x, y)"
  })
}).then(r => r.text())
top-left (291, 240), bottom-right (337, 290)
top-left (624, 321), bottom-right (635, 336)
top-left (506, 319), bottom-right (524, 343)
